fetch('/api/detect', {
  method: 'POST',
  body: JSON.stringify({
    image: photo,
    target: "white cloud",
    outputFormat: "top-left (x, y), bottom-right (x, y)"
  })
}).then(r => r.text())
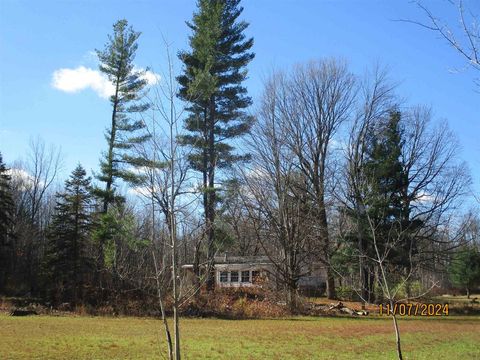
top-left (52, 65), bottom-right (160, 99)
top-left (144, 70), bottom-right (161, 85)
top-left (136, 66), bottom-right (161, 86)
top-left (52, 66), bottom-right (115, 98)
top-left (7, 168), bottom-right (35, 191)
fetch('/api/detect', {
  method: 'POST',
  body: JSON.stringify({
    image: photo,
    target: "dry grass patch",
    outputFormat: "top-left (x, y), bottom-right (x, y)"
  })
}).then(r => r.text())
top-left (0, 314), bottom-right (479, 359)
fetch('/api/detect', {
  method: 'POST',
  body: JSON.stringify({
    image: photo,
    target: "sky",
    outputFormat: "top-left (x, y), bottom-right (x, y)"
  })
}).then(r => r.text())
top-left (1, 0), bottom-right (479, 198)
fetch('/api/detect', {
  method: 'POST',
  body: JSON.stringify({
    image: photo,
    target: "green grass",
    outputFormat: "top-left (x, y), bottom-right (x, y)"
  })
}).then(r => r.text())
top-left (1, 314), bottom-right (479, 359)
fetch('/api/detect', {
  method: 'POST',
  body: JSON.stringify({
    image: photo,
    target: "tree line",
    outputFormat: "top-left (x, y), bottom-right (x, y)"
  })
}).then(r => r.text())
top-left (1, 1), bottom-right (480, 359)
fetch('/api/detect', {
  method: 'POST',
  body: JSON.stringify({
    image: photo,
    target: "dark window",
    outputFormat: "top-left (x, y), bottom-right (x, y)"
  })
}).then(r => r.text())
top-left (252, 271), bottom-right (260, 283)
top-left (220, 271), bottom-right (228, 283)
top-left (230, 271), bottom-right (239, 282)
top-left (241, 270), bottom-right (250, 283)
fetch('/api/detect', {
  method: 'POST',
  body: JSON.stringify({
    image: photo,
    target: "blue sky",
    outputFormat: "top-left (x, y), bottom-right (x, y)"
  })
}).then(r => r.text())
top-left (1, 0), bottom-right (479, 196)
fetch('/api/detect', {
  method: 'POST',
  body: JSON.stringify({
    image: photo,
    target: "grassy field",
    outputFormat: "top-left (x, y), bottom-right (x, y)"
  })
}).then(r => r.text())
top-left (1, 314), bottom-right (479, 359)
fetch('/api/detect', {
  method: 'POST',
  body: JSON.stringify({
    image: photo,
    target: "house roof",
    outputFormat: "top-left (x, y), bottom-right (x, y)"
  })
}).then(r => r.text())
top-left (214, 255), bottom-right (271, 265)
top-left (182, 255), bottom-right (272, 269)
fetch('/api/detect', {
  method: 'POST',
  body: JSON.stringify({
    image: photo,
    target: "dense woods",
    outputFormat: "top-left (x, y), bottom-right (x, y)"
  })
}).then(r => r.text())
top-left (1, 0), bottom-right (479, 309)
top-left (1, 1), bottom-right (479, 359)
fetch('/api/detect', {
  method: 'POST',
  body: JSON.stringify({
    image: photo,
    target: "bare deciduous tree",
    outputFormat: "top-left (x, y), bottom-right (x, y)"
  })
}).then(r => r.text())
top-left (25, 137), bottom-right (63, 225)
top-left (278, 59), bottom-right (357, 299)
top-left (135, 41), bottom-right (202, 360)
top-left (238, 74), bottom-right (315, 311)
top-left (9, 137), bottom-right (63, 293)
top-left (402, 0), bottom-right (480, 87)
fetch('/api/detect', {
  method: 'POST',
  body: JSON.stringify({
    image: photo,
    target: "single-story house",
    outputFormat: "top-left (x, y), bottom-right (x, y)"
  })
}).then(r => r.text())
top-left (183, 253), bottom-right (326, 294)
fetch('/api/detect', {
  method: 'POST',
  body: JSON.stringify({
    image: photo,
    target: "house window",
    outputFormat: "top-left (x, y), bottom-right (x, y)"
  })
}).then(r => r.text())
top-left (241, 270), bottom-right (250, 283)
top-left (220, 271), bottom-right (228, 283)
top-left (230, 271), bottom-right (239, 282)
top-left (252, 271), bottom-right (260, 283)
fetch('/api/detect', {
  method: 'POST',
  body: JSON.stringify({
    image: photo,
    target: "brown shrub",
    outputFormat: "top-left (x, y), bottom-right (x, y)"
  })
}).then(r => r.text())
top-left (181, 287), bottom-right (288, 319)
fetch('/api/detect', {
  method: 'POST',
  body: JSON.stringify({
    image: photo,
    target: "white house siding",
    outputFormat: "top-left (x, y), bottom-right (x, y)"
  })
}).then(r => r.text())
top-left (215, 263), bottom-right (273, 288)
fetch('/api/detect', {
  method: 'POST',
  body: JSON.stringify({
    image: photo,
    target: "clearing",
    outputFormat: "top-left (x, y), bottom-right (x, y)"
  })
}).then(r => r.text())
top-left (1, 314), bottom-right (479, 359)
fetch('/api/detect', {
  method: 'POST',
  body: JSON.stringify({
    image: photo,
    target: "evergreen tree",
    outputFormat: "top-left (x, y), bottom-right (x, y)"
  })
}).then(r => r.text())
top-left (94, 19), bottom-right (151, 274)
top-left (364, 111), bottom-right (407, 244)
top-left (365, 111), bottom-right (421, 270)
top-left (177, 0), bottom-right (254, 289)
top-left (91, 204), bottom-right (148, 283)
top-left (449, 245), bottom-right (480, 298)
top-left (95, 19), bottom-right (150, 213)
top-left (0, 153), bottom-right (14, 293)
top-left (46, 165), bottom-right (94, 305)
top-left (347, 111), bottom-right (409, 301)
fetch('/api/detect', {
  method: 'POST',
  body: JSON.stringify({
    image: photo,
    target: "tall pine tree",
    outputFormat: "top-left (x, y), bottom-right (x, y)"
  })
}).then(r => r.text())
top-left (46, 165), bottom-right (94, 305)
top-left (364, 110), bottom-right (406, 237)
top-left (347, 111), bottom-right (409, 302)
top-left (95, 19), bottom-right (150, 212)
top-left (365, 111), bottom-right (419, 270)
top-left (0, 153), bottom-right (14, 293)
top-left (94, 19), bottom-right (151, 274)
top-left (177, 0), bottom-right (254, 289)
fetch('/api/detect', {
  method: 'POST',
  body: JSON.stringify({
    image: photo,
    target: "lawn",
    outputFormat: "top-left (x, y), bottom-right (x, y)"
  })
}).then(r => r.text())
top-left (1, 314), bottom-right (479, 359)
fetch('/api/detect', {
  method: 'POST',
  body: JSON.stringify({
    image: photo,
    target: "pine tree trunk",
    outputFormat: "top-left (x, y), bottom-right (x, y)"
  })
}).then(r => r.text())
top-left (103, 77), bottom-right (120, 213)
top-left (97, 79), bottom-right (120, 299)
top-left (206, 98), bottom-right (216, 292)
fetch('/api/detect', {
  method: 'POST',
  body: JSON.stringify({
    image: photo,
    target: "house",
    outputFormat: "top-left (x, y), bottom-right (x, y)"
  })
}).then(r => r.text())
top-left (183, 253), bottom-right (326, 294)
top-left (213, 254), bottom-right (273, 288)
top-left (182, 254), bottom-right (273, 288)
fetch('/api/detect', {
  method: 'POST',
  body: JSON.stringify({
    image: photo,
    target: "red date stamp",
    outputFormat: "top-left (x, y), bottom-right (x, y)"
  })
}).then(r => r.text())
top-left (379, 303), bottom-right (449, 316)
